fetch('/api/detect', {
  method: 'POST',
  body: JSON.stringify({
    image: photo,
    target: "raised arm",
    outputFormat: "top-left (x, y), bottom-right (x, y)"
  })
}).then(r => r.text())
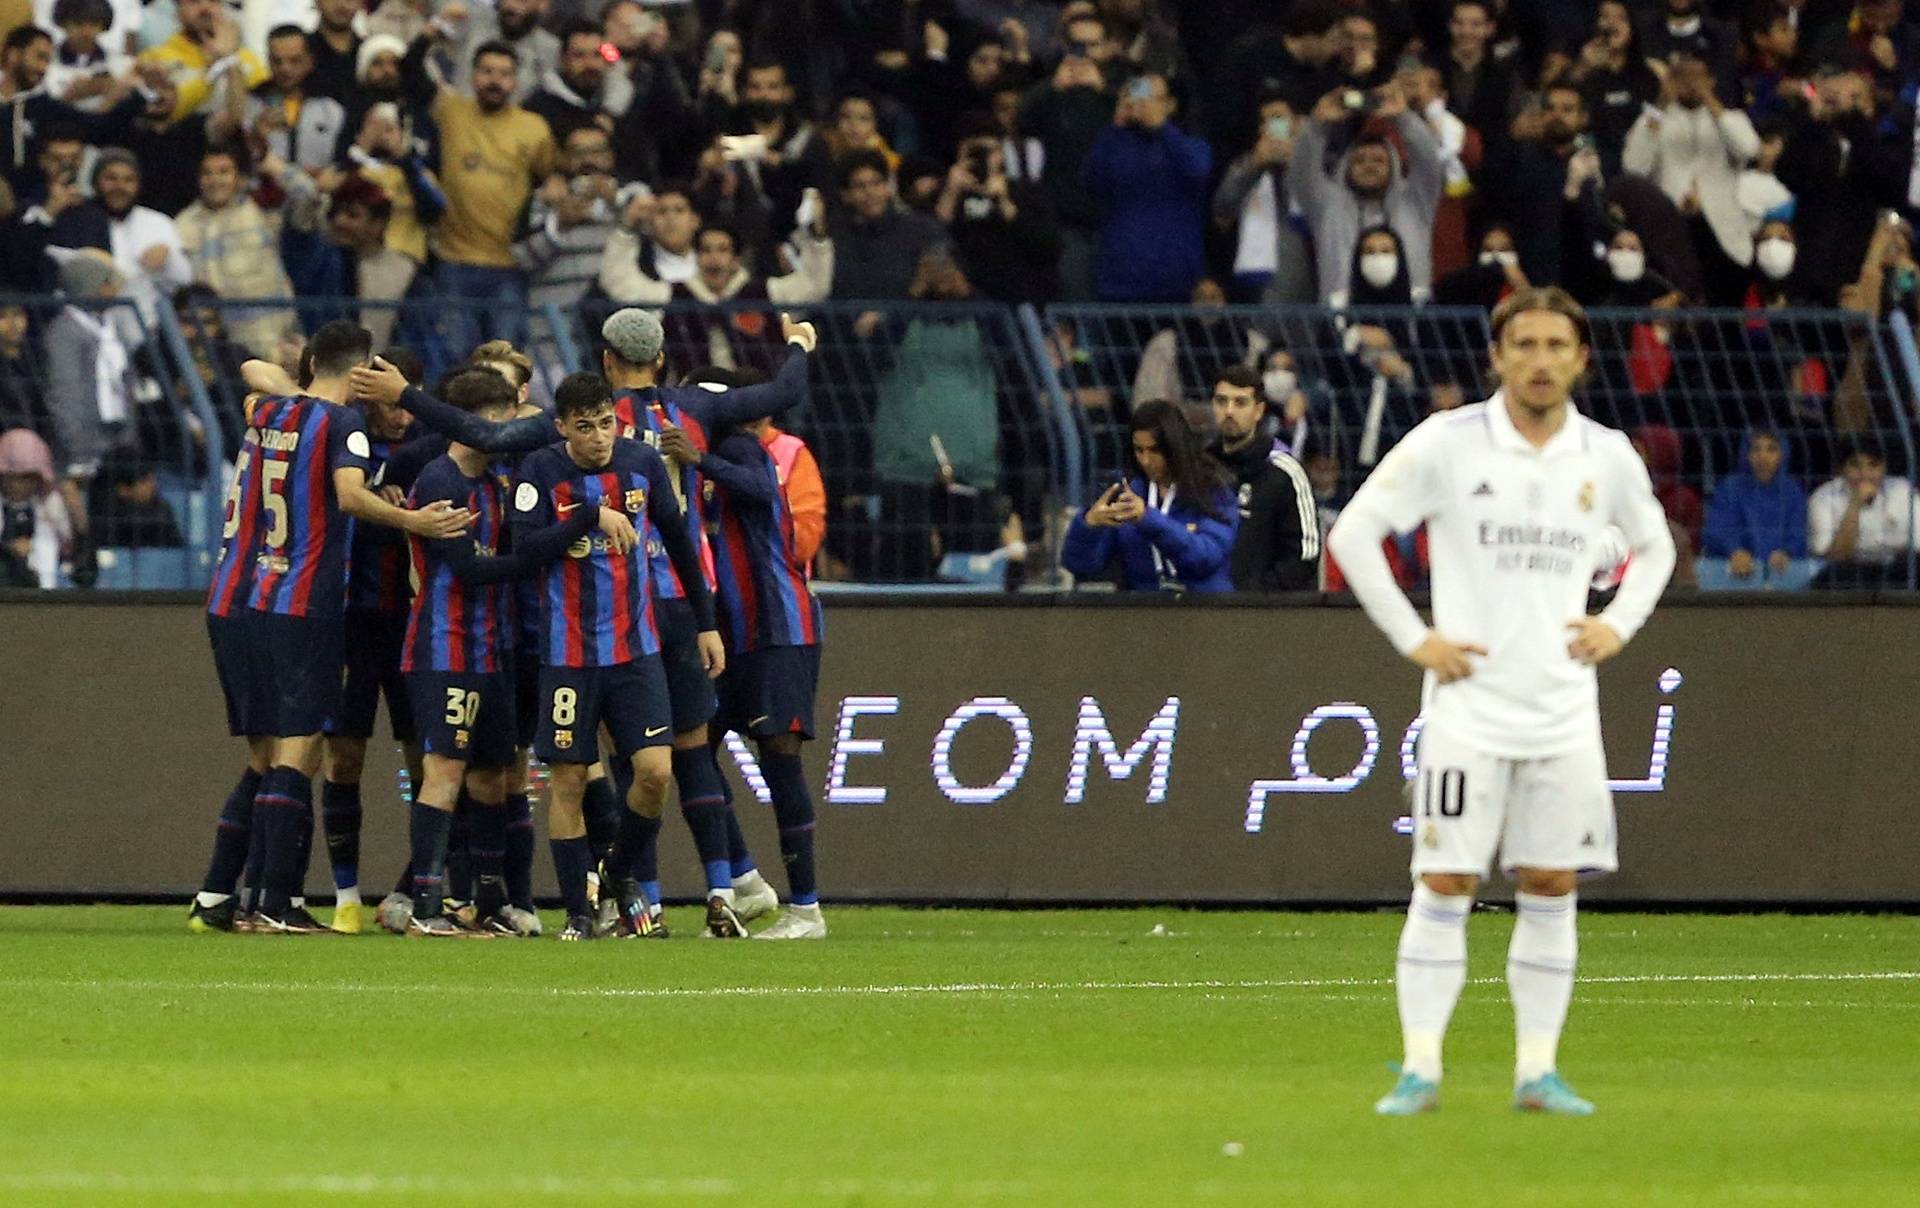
top-left (697, 436), bottom-right (780, 503)
top-left (676, 319), bottom-right (817, 428)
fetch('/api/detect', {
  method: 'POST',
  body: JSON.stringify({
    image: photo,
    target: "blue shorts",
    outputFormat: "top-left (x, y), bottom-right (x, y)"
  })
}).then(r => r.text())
top-left (407, 668), bottom-right (516, 768)
top-left (327, 609), bottom-right (416, 742)
top-left (534, 658), bottom-right (673, 765)
top-left (249, 611), bottom-right (346, 738)
top-left (715, 644), bottom-right (819, 741)
top-left (513, 649), bottom-right (541, 751)
top-left (208, 611), bottom-right (270, 738)
top-left (657, 597), bottom-right (718, 734)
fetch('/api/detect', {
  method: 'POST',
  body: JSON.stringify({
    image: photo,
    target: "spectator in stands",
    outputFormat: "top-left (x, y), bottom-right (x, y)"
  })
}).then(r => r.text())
top-left (139, 0), bottom-right (267, 127)
top-left (1807, 0), bottom-right (1919, 103)
top-left (0, 426), bottom-right (76, 589)
top-left (432, 41), bottom-right (555, 349)
top-left (282, 173), bottom-right (416, 351)
top-left (1744, 218), bottom-right (1809, 309)
top-left (1258, 345), bottom-right (1331, 453)
top-left (1633, 423), bottom-right (1703, 553)
top-left (821, 90), bottom-right (900, 176)
top-left (1431, 0), bottom-right (1517, 143)
top-left (1563, 0), bottom-right (1662, 177)
top-left (1128, 277), bottom-right (1250, 407)
top-left (175, 147), bottom-right (296, 358)
top-left (955, 0), bottom-right (1063, 67)
top-left (1486, 82), bottom-right (1603, 288)
top-left (1642, 0), bottom-right (1740, 101)
top-left (1809, 437), bottom-right (1919, 588)
top-left (1209, 0), bottom-right (1342, 156)
top-left (937, 111), bottom-right (1060, 304)
top-left (1738, 119), bottom-right (1795, 234)
top-left (830, 149), bottom-right (947, 301)
top-left (342, 34), bottom-right (435, 152)
top-left (1594, 228), bottom-right (1685, 307)
top-left (1081, 73), bottom-right (1208, 303)
top-left (1742, 4), bottom-right (1805, 124)
top-left (1621, 55), bottom-right (1761, 305)
top-left (1776, 69), bottom-right (1909, 304)
top-left (341, 100), bottom-right (444, 275)
top-left (305, 0), bottom-right (363, 102)
top-left (685, 134), bottom-right (779, 271)
top-left (1290, 81), bottom-right (1444, 305)
top-left (728, 57), bottom-right (824, 239)
top-left (43, 250), bottom-right (132, 485)
top-left (1061, 398), bottom-right (1236, 593)
top-left (241, 25), bottom-right (348, 174)
top-left (514, 124), bottom-right (622, 310)
top-left (0, 303), bottom-right (47, 440)
top-left (87, 148), bottom-right (191, 327)
top-left (1330, 8), bottom-right (1391, 93)
top-left (1301, 432), bottom-right (1345, 542)
top-left (0, 176), bottom-right (55, 292)
top-left (1212, 87), bottom-right (1313, 304)
top-left (43, 0), bottom-right (133, 115)
top-left (602, 181), bottom-right (703, 291)
top-left (162, 283), bottom-right (248, 456)
top-left (869, 249), bottom-right (1002, 579)
top-left (86, 443), bottom-right (181, 549)
top-left (526, 20), bottom-right (635, 148)
top-left (1207, 365), bottom-right (1317, 591)
top-left (1017, 13), bottom-right (1115, 299)
top-left (450, 0), bottom-right (558, 104)
top-left (1701, 428), bottom-right (1807, 579)
top-left (1435, 222), bottom-right (1528, 310)
top-left (2, 26), bottom-right (143, 194)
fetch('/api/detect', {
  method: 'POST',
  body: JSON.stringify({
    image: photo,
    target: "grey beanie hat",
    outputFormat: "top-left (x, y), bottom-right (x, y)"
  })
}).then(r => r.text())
top-left (602, 308), bottom-right (665, 366)
top-left (89, 146), bottom-right (140, 191)
top-left (58, 249), bottom-right (122, 298)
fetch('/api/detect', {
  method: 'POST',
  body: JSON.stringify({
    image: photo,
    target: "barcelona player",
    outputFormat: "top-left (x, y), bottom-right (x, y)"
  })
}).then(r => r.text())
top-left (188, 322), bottom-right (472, 934)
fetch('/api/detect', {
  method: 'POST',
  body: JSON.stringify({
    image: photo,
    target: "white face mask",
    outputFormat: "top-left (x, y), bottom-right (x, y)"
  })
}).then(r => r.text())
top-left (1608, 248), bottom-right (1646, 283)
top-left (1263, 368), bottom-right (1297, 400)
top-left (1479, 250), bottom-right (1518, 268)
top-left (1756, 237), bottom-right (1796, 281)
top-left (1359, 252), bottom-right (1400, 290)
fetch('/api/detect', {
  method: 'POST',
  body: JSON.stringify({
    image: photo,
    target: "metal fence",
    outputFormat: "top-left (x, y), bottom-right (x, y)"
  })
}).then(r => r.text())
top-left (5, 291), bottom-right (1918, 592)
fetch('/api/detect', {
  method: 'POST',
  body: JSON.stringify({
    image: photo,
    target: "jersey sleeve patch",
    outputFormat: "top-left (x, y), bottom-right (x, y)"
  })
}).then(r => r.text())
top-left (347, 430), bottom-right (371, 459)
top-left (515, 482), bottom-right (539, 512)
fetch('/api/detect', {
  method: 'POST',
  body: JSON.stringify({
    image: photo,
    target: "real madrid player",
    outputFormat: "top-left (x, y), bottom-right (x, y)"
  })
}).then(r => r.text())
top-left (1327, 288), bottom-right (1676, 1116)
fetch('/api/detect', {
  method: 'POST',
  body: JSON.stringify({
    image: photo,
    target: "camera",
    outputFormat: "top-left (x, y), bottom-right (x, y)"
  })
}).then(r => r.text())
top-left (2, 501), bottom-right (34, 546)
top-left (1342, 88), bottom-right (1378, 116)
top-left (1123, 78), bottom-right (1155, 104)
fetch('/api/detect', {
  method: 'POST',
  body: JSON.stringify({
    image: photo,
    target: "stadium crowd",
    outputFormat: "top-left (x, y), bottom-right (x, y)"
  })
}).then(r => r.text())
top-left (3, 0), bottom-right (1920, 590)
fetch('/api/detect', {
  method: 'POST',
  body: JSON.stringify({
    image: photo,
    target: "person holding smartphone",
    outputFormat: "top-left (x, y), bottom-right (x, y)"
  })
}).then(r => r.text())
top-left (1082, 72), bottom-right (1211, 303)
top-left (1062, 400), bottom-right (1237, 594)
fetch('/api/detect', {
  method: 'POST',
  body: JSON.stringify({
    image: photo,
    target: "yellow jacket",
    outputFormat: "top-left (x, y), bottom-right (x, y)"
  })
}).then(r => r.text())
top-left (139, 34), bottom-right (268, 127)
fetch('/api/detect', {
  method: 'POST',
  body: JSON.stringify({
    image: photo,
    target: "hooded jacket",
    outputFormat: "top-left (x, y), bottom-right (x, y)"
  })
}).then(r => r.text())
top-left (1061, 474), bottom-right (1237, 593)
top-left (1210, 414), bottom-right (1319, 591)
top-left (1287, 109), bottom-right (1446, 303)
top-left (1701, 432), bottom-right (1808, 559)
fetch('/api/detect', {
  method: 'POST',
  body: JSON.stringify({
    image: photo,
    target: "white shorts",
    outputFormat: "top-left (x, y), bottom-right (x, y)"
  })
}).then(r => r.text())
top-left (1408, 721), bottom-right (1618, 879)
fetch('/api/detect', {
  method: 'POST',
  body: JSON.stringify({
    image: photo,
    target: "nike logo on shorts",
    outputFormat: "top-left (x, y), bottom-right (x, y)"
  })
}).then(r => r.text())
top-left (645, 725), bottom-right (668, 737)
top-left (748, 715), bottom-right (770, 727)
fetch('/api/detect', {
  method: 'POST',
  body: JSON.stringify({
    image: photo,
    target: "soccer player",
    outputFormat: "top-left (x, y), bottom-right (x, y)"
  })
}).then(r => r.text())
top-left (512, 372), bottom-right (723, 941)
top-left (694, 418), bottom-right (828, 940)
top-left (1326, 288), bottom-right (1676, 1115)
top-left (320, 365), bottom-right (423, 934)
top-left (191, 322), bottom-right (474, 934)
top-left (400, 369), bottom-right (616, 935)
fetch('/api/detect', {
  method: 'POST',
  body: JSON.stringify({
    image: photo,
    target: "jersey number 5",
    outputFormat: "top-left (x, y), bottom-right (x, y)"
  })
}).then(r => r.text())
top-left (1419, 768), bottom-right (1467, 819)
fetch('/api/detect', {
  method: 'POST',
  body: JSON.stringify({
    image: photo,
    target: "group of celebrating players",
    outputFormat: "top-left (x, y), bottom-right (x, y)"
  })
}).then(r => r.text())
top-left (186, 306), bottom-right (829, 942)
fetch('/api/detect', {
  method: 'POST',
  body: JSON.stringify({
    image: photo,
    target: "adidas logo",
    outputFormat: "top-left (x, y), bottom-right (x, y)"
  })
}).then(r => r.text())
top-left (1472, 482), bottom-right (1495, 497)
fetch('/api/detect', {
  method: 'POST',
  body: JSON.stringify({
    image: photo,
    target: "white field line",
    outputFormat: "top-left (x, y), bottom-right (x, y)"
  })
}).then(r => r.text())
top-left (0, 970), bottom-right (1913, 1002)
top-left (0, 1172), bottom-right (1050, 1200)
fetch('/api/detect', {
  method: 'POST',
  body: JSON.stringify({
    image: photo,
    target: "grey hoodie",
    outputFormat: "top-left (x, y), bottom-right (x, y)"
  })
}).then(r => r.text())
top-left (1286, 110), bottom-right (1445, 304)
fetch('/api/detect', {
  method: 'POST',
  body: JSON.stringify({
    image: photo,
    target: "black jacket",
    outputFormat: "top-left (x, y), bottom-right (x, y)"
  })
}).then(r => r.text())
top-left (1211, 418), bottom-right (1318, 592)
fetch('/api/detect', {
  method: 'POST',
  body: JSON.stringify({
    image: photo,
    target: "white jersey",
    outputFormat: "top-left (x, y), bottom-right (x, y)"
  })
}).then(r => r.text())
top-left (1328, 393), bottom-right (1676, 759)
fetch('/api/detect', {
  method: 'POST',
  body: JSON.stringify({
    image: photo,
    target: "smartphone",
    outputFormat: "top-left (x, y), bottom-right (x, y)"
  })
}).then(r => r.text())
top-left (1342, 88), bottom-right (1377, 115)
top-left (1123, 78), bottom-right (1154, 104)
top-left (719, 133), bottom-right (769, 162)
top-left (1264, 115), bottom-right (1293, 141)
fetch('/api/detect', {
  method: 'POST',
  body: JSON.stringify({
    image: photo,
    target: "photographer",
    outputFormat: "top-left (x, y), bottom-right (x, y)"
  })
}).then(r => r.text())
top-left (1082, 72), bottom-right (1210, 303)
top-left (1775, 69), bottom-right (1908, 305)
top-left (936, 112), bottom-right (1060, 305)
top-left (513, 124), bottom-right (624, 309)
top-left (0, 428), bottom-right (76, 590)
top-left (1207, 366), bottom-right (1318, 592)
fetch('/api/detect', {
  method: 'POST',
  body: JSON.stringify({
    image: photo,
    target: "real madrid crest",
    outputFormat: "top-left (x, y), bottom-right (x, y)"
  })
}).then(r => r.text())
top-left (1422, 825), bottom-right (1440, 850)
top-left (1578, 481), bottom-right (1595, 512)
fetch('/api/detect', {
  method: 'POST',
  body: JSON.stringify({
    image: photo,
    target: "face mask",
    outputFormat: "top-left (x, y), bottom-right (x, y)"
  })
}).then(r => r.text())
top-left (1479, 250), bottom-right (1518, 268)
top-left (1608, 248), bottom-right (1646, 283)
top-left (1359, 252), bottom-right (1399, 290)
top-left (1264, 369), bottom-right (1297, 400)
top-left (1755, 238), bottom-right (1796, 281)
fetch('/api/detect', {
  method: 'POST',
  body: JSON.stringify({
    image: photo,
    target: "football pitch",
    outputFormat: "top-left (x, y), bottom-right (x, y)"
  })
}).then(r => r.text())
top-left (0, 907), bottom-right (1914, 1206)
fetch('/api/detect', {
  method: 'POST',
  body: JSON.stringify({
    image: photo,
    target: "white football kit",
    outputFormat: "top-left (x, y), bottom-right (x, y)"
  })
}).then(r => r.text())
top-left (1329, 394), bottom-right (1676, 876)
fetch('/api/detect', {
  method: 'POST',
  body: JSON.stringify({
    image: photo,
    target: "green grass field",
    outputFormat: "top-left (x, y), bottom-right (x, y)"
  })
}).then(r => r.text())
top-left (0, 906), bottom-right (1915, 1206)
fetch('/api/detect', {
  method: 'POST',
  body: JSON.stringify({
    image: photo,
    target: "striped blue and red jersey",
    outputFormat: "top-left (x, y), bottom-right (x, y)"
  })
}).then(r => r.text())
top-left (345, 425), bottom-right (422, 614)
top-left (207, 442), bottom-right (261, 618)
top-left (613, 388), bottom-right (718, 604)
top-left (217, 394), bottom-right (373, 620)
top-left (700, 430), bottom-right (822, 653)
top-left (512, 439), bottom-right (683, 668)
top-left (401, 457), bottom-right (513, 674)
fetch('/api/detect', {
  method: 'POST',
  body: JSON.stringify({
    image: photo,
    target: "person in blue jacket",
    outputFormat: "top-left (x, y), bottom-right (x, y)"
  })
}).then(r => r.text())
top-left (1700, 428), bottom-right (1807, 580)
top-left (1062, 399), bottom-right (1238, 592)
top-left (1081, 73), bottom-right (1212, 303)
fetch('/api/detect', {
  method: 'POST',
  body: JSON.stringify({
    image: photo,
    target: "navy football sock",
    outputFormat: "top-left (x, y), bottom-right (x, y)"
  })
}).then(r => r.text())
top-left (242, 768), bottom-right (277, 912)
top-left (409, 802), bottom-right (454, 919)
top-left (258, 768), bottom-right (314, 916)
top-left (201, 767), bottom-right (262, 897)
top-left (550, 835), bottom-right (592, 919)
top-left (608, 807), bottom-right (662, 885)
top-left (445, 791), bottom-right (473, 903)
top-left (321, 780), bottom-right (363, 892)
top-left (724, 807), bottom-right (755, 879)
top-left (293, 798), bottom-right (314, 904)
top-left (582, 774), bottom-right (622, 868)
top-left (469, 800), bottom-right (507, 919)
top-left (673, 747), bottom-right (733, 893)
top-left (504, 792), bottom-right (535, 910)
top-left (760, 751), bottom-right (818, 906)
